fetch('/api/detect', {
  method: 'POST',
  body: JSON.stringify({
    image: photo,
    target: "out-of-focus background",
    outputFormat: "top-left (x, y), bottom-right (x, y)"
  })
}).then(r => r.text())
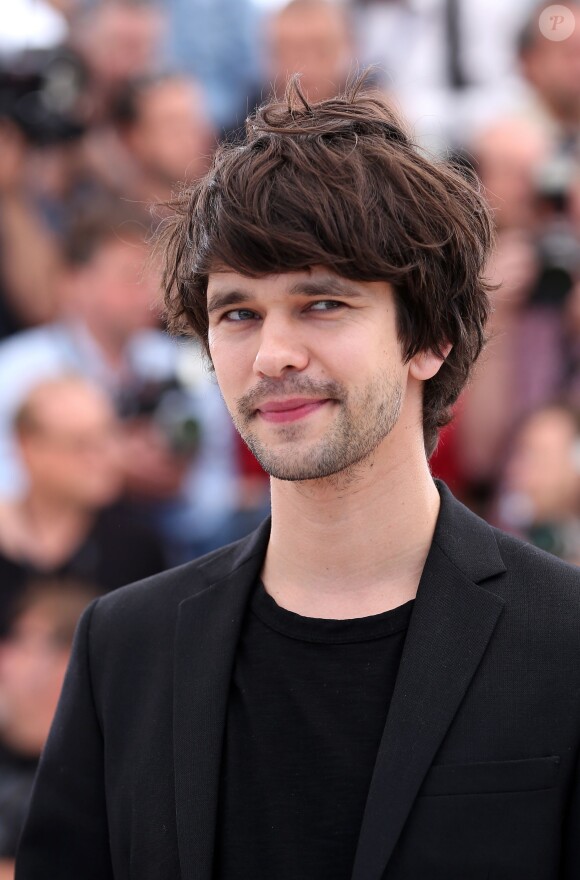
top-left (0, 0), bottom-right (579, 870)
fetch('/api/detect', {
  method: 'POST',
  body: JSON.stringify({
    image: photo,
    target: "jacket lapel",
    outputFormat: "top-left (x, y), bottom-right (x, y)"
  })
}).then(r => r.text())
top-left (173, 520), bottom-right (271, 880)
top-left (351, 487), bottom-right (507, 880)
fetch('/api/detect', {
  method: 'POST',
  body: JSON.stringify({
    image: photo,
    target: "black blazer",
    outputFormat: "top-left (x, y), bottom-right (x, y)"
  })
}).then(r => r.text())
top-left (15, 484), bottom-right (580, 880)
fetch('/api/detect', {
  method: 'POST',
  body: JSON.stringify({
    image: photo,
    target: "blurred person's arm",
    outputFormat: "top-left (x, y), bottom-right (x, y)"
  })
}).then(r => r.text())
top-left (0, 859), bottom-right (14, 880)
top-left (15, 601), bottom-right (114, 880)
top-left (0, 121), bottom-right (60, 327)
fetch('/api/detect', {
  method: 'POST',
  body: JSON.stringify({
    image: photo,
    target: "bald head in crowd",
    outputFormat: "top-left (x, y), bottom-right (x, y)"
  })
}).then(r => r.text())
top-left (15, 375), bottom-right (123, 512)
top-left (471, 118), bottom-right (549, 231)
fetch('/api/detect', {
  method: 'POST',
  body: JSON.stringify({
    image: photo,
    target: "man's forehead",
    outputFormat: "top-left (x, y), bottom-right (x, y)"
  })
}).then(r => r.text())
top-left (207, 269), bottom-right (283, 286)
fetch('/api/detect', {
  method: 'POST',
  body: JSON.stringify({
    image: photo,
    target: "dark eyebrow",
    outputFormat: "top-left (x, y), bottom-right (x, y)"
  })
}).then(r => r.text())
top-left (207, 290), bottom-right (250, 315)
top-left (207, 276), bottom-right (365, 315)
top-left (288, 277), bottom-right (366, 298)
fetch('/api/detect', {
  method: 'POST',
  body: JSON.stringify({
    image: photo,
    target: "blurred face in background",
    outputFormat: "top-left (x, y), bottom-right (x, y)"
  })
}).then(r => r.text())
top-left (76, 2), bottom-right (163, 97)
top-left (66, 236), bottom-right (161, 343)
top-left (474, 120), bottom-right (548, 232)
top-left (505, 407), bottom-right (580, 523)
top-left (0, 603), bottom-right (71, 756)
top-left (521, 27), bottom-right (580, 125)
top-left (18, 379), bottom-right (123, 511)
top-left (125, 78), bottom-right (215, 185)
top-left (267, 0), bottom-right (353, 101)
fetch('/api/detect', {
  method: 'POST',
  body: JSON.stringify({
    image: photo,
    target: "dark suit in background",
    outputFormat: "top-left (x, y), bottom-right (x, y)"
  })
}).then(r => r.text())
top-left (15, 484), bottom-right (580, 879)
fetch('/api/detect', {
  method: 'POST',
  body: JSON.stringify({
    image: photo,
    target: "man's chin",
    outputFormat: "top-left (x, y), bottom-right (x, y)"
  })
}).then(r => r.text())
top-left (250, 450), bottom-right (353, 483)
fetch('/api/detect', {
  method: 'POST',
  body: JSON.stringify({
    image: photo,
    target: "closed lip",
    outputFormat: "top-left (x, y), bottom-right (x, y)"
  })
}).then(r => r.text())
top-left (257, 398), bottom-right (329, 413)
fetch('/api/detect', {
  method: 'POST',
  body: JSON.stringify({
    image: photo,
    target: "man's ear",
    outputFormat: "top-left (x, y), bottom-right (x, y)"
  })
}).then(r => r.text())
top-left (408, 343), bottom-right (452, 382)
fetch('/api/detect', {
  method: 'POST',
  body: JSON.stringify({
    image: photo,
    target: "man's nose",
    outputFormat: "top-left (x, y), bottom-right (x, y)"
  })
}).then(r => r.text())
top-left (253, 317), bottom-right (309, 378)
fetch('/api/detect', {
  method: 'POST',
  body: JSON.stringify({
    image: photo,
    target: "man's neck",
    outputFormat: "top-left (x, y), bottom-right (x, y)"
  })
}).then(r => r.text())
top-left (261, 436), bottom-right (440, 620)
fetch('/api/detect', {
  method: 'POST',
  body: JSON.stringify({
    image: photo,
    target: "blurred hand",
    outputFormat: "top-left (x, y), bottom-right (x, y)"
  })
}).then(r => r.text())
top-left (121, 419), bottom-right (192, 500)
top-left (486, 231), bottom-right (537, 315)
top-left (0, 858), bottom-right (14, 880)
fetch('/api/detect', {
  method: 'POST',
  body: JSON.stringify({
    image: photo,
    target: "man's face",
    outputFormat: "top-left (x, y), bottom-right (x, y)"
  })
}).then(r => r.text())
top-left (127, 79), bottom-right (214, 185)
top-left (0, 606), bottom-right (72, 757)
top-left (474, 122), bottom-right (548, 231)
top-left (268, 3), bottom-right (353, 101)
top-left (522, 29), bottom-right (580, 121)
top-left (81, 4), bottom-right (163, 92)
top-left (506, 409), bottom-right (580, 522)
top-left (19, 381), bottom-right (123, 509)
top-left (207, 268), bottom-right (409, 482)
top-left (73, 238), bottom-right (160, 339)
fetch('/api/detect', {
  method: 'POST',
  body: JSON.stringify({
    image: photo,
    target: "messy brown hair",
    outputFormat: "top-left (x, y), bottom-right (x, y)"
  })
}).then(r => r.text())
top-left (161, 77), bottom-right (494, 457)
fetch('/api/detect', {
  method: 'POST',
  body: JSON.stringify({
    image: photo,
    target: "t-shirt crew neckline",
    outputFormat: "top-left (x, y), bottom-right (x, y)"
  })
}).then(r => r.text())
top-left (252, 580), bottom-right (414, 644)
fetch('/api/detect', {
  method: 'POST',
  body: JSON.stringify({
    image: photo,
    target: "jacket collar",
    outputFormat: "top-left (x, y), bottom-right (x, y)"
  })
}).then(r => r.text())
top-left (351, 482), bottom-right (506, 880)
top-left (173, 483), bottom-right (506, 880)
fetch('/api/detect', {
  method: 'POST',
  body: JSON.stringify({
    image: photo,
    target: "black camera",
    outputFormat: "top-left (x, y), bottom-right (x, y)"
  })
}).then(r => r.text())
top-left (0, 48), bottom-right (87, 146)
top-left (530, 153), bottom-right (580, 308)
top-left (117, 378), bottom-right (201, 458)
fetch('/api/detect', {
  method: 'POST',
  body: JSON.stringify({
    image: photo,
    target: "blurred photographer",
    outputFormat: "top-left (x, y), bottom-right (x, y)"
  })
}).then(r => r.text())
top-left (0, 199), bottom-right (236, 562)
top-left (456, 116), bottom-right (580, 507)
top-left (0, 45), bottom-right (86, 334)
top-left (0, 375), bottom-right (167, 629)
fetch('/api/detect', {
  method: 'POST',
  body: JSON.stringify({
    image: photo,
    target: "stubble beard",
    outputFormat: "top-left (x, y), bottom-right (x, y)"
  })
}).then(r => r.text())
top-left (232, 372), bottom-right (405, 483)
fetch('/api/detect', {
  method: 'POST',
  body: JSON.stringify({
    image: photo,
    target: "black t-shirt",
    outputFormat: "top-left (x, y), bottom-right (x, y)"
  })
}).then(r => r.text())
top-left (214, 581), bottom-right (414, 880)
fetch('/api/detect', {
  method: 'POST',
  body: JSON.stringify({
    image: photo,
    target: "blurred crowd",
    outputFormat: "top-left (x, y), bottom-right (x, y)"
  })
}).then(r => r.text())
top-left (1, 0), bottom-right (580, 870)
